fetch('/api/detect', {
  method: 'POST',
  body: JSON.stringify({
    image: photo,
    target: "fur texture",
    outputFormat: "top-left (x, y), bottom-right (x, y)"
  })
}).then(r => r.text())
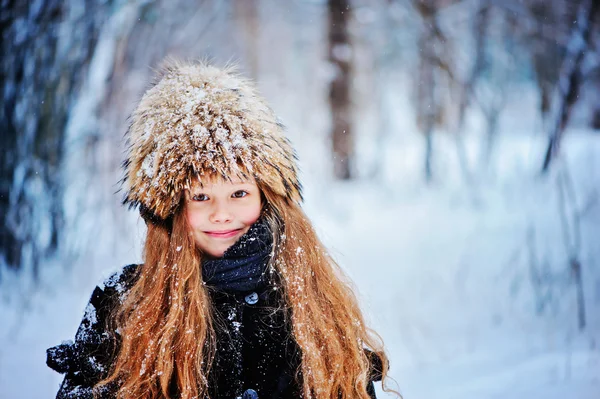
top-left (121, 59), bottom-right (302, 220)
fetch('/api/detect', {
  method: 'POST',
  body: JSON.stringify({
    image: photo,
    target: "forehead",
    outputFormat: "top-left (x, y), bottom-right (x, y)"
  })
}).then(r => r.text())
top-left (188, 173), bottom-right (257, 191)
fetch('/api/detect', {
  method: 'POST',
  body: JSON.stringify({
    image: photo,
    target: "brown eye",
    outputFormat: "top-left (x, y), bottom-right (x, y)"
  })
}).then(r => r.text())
top-left (232, 190), bottom-right (248, 199)
top-left (192, 194), bottom-right (209, 201)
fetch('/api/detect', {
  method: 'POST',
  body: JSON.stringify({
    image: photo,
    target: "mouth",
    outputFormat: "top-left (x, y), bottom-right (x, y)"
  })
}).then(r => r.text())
top-left (204, 229), bottom-right (243, 239)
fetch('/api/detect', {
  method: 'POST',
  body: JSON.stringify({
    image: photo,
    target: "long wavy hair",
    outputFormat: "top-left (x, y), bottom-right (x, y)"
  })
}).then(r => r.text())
top-left (97, 182), bottom-right (395, 399)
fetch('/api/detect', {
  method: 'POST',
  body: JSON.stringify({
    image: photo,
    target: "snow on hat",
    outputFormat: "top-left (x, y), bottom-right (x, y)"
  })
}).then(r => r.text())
top-left (121, 59), bottom-right (302, 221)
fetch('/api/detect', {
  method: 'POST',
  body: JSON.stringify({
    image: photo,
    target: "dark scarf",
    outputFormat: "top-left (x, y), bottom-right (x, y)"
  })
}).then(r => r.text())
top-left (201, 219), bottom-right (273, 292)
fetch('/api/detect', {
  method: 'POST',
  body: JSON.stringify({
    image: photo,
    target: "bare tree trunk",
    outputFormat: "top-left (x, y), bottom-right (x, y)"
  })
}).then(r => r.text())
top-left (415, 0), bottom-right (438, 183)
top-left (328, 0), bottom-right (353, 180)
top-left (454, 4), bottom-right (490, 182)
top-left (420, 56), bottom-right (435, 182)
top-left (457, 5), bottom-right (489, 134)
top-left (371, 0), bottom-right (394, 180)
top-left (526, 1), bottom-right (563, 130)
top-left (482, 111), bottom-right (501, 168)
top-left (542, 0), bottom-right (599, 173)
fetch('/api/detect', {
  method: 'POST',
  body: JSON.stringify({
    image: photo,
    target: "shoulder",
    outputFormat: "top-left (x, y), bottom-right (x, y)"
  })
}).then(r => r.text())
top-left (80, 264), bottom-right (141, 327)
top-left (97, 263), bottom-right (141, 297)
top-left (82, 263), bottom-right (141, 325)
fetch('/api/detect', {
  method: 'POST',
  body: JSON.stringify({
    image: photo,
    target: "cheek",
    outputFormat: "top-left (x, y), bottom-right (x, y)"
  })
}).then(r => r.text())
top-left (239, 200), bottom-right (262, 225)
top-left (185, 207), bottom-right (206, 229)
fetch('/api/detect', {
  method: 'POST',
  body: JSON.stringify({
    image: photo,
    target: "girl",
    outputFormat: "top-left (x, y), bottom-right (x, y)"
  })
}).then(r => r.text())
top-left (47, 60), bottom-right (393, 399)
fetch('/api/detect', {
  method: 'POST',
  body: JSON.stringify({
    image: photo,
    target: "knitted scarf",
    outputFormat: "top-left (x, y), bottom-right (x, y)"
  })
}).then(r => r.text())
top-left (201, 219), bottom-right (273, 292)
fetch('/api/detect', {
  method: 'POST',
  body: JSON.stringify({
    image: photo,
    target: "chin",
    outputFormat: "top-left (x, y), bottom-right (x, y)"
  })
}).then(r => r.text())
top-left (212, 250), bottom-right (227, 258)
top-left (205, 244), bottom-right (231, 258)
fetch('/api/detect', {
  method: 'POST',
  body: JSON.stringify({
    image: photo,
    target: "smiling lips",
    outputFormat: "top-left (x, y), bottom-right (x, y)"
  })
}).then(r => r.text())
top-left (204, 229), bottom-right (242, 239)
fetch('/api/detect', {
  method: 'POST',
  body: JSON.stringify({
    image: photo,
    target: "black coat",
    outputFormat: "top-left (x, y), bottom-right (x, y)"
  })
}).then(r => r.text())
top-left (46, 264), bottom-right (381, 399)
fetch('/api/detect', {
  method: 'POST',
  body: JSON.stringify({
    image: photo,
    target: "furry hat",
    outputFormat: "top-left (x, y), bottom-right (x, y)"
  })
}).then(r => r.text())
top-left (121, 59), bottom-right (302, 221)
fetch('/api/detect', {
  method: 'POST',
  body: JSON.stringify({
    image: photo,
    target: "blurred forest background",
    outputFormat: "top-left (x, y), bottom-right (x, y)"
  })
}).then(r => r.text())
top-left (1, 0), bottom-right (600, 398)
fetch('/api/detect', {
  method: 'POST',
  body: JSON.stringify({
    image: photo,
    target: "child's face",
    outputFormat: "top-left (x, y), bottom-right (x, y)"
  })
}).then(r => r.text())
top-left (185, 176), bottom-right (262, 258)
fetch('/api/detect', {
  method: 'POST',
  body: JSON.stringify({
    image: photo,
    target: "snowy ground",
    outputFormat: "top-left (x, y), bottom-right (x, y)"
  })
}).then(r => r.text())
top-left (1, 131), bottom-right (600, 398)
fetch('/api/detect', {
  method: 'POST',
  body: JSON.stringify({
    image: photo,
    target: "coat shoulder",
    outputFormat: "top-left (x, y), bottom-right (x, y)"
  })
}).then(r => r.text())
top-left (98, 263), bottom-right (140, 297)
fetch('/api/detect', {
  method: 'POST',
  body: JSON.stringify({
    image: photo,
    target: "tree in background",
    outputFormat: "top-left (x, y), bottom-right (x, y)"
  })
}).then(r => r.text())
top-left (414, 0), bottom-right (438, 182)
top-left (328, 0), bottom-right (354, 179)
top-left (526, 1), bottom-right (565, 127)
top-left (413, 0), bottom-right (457, 182)
top-left (541, 0), bottom-right (599, 172)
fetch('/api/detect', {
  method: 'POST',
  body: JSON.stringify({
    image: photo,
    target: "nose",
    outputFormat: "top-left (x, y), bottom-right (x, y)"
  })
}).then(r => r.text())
top-left (209, 200), bottom-right (232, 224)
